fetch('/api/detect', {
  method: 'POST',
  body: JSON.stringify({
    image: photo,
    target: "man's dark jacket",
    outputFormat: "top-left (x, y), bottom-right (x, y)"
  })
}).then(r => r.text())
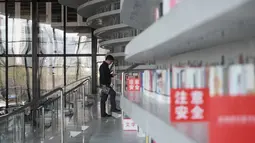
top-left (99, 61), bottom-right (113, 86)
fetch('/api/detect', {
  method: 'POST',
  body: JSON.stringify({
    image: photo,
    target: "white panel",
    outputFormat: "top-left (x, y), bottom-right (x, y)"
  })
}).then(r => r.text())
top-left (125, 0), bottom-right (255, 63)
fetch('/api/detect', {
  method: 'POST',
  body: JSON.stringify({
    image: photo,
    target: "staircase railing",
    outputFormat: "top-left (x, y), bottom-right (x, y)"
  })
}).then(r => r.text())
top-left (0, 76), bottom-right (92, 143)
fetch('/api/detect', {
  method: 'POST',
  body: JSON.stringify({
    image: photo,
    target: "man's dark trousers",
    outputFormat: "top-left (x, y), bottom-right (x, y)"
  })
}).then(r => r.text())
top-left (101, 87), bottom-right (117, 116)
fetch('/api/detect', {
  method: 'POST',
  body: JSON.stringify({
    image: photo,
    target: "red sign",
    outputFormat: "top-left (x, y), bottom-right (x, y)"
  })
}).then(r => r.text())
top-left (127, 78), bottom-right (140, 91)
top-left (170, 0), bottom-right (176, 8)
top-left (170, 0), bottom-right (183, 8)
top-left (170, 88), bottom-right (209, 122)
top-left (209, 96), bottom-right (255, 143)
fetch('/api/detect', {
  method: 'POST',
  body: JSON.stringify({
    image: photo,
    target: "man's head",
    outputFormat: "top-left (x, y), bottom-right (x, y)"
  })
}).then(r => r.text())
top-left (105, 55), bottom-right (114, 65)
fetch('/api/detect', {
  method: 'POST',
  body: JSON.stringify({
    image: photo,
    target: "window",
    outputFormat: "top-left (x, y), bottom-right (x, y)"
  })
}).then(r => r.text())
top-left (51, 2), bottom-right (62, 22)
top-left (7, 2), bottom-right (15, 18)
top-left (38, 2), bottom-right (46, 22)
top-left (113, 2), bottom-right (120, 10)
top-left (67, 7), bottom-right (77, 22)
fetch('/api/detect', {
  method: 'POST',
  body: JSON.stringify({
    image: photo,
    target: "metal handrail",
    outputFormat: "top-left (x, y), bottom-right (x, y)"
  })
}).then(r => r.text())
top-left (0, 76), bottom-right (91, 120)
top-left (0, 76), bottom-right (92, 143)
top-left (0, 88), bottom-right (62, 120)
top-left (41, 78), bottom-right (91, 106)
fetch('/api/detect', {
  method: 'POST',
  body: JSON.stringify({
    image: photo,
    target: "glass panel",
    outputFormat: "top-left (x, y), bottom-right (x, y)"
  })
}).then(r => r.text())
top-left (66, 57), bottom-right (92, 84)
top-left (20, 2), bottom-right (31, 20)
top-left (66, 33), bottom-right (79, 54)
top-left (51, 2), bottom-right (62, 23)
top-left (38, 2), bottom-right (46, 23)
top-left (8, 57), bottom-right (32, 105)
top-left (66, 57), bottom-right (78, 84)
top-left (39, 26), bottom-right (64, 54)
top-left (97, 56), bottom-right (104, 86)
top-left (0, 2), bottom-right (6, 55)
top-left (72, 36), bottom-right (89, 54)
top-left (67, 7), bottom-right (77, 22)
top-left (7, 2), bottom-right (15, 18)
top-left (8, 18), bottom-right (32, 54)
top-left (0, 112), bottom-right (25, 143)
top-left (39, 57), bottom-right (64, 91)
top-left (76, 57), bottom-right (91, 79)
top-left (0, 57), bottom-right (5, 109)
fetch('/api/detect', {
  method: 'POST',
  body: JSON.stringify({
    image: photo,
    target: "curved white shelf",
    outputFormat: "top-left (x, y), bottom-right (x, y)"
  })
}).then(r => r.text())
top-left (100, 37), bottom-right (133, 47)
top-left (110, 52), bottom-right (125, 57)
top-left (121, 93), bottom-right (199, 143)
top-left (115, 64), bottom-right (157, 70)
top-left (94, 24), bottom-right (129, 37)
top-left (125, 0), bottom-right (255, 63)
top-left (77, 0), bottom-right (107, 18)
top-left (87, 9), bottom-right (121, 22)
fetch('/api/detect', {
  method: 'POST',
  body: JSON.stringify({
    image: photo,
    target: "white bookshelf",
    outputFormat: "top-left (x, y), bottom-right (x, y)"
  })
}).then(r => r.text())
top-left (121, 92), bottom-right (202, 143)
top-left (124, 0), bottom-right (255, 63)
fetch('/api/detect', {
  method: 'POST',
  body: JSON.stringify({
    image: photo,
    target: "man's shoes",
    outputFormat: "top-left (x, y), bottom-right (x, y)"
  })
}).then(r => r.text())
top-left (111, 109), bottom-right (121, 113)
top-left (101, 113), bottom-right (112, 118)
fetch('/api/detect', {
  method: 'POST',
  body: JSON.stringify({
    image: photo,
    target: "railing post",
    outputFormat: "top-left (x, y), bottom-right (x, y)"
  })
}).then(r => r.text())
top-left (74, 90), bottom-right (78, 124)
top-left (41, 107), bottom-right (45, 140)
top-left (21, 112), bottom-right (25, 143)
top-left (83, 83), bottom-right (86, 110)
top-left (83, 83), bottom-right (86, 124)
top-left (52, 101), bottom-right (56, 133)
top-left (121, 72), bottom-right (125, 96)
top-left (60, 90), bottom-right (64, 143)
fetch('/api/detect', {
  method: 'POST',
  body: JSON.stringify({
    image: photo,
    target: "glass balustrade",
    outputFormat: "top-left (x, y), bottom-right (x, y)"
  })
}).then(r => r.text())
top-left (0, 77), bottom-right (92, 143)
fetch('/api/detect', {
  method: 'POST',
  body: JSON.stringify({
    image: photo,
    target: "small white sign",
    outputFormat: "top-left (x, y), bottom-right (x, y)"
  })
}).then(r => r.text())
top-left (122, 119), bottom-right (138, 131)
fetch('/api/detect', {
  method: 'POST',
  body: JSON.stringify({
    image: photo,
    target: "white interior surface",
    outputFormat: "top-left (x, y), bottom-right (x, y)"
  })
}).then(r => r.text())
top-left (125, 0), bottom-right (255, 63)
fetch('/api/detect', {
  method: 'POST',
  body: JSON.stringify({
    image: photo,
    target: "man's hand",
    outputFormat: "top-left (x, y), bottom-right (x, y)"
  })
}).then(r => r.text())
top-left (111, 73), bottom-right (117, 77)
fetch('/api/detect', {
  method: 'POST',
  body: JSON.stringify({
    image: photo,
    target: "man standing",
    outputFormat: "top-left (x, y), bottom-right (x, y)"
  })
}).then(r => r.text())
top-left (99, 55), bottom-right (121, 117)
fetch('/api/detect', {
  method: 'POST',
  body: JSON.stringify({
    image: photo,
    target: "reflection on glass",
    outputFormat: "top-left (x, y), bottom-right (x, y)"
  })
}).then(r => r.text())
top-left (66, 33), bottom-right (79, 54)
top-left (20, 2), bottom-right (31, 20)
top-left (38, 2), bottom-right (46, 23)
top-left (8, 18), bottom-right (32, 54)
top-left (39, 25), bottom-right (64, 54)
top-left (0, 57), bottom-right (5, 108)
top-left (51, 2), bottom-right (62, 23)
top-left (7, 57), bottom-right (32, 105)
top-left (75, 57), bottom-right (92, 80)
top-left (66, 57), bottom-right (93, 84)
top-left (0, 2), bottom-right (6, 55)
top-left (67, 7), bottom-right (77, 22)
top-left (39, 57), bottom-right (64, 90)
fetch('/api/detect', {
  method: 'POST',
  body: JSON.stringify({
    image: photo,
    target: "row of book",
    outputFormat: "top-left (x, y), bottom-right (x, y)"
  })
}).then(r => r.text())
top-left (140, 63), bottom-right (255, 96)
